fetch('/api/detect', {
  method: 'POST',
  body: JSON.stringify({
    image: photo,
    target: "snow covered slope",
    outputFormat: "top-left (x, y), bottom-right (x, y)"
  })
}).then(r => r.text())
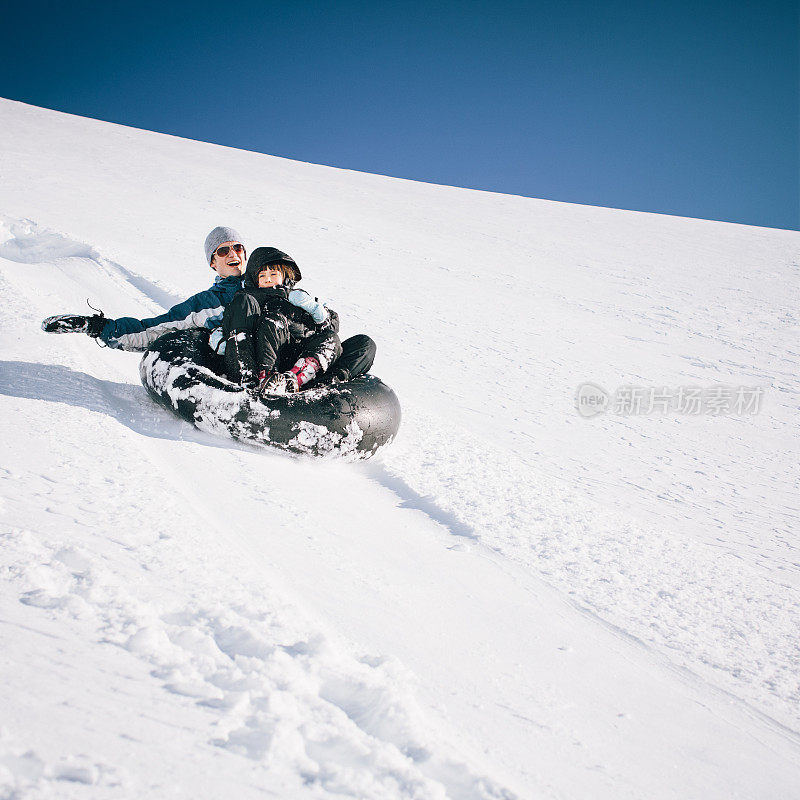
top-left (1, 98), bottom-right (799, 798)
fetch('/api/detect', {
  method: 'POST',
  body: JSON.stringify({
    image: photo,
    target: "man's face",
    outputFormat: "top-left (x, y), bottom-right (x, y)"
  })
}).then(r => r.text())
top-left (257, 264), bottom-right (285, 288)
top-left (211, 241), bottom-right (245, 277)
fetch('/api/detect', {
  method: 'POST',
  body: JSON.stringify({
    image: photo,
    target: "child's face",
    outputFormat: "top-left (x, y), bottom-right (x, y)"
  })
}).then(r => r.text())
top-left (258, 264), bottom-right (284, 288)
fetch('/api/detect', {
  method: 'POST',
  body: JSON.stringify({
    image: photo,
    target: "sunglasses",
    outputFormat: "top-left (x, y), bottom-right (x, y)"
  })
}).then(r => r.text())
top-left (214, 243), bottom-right (245, 258)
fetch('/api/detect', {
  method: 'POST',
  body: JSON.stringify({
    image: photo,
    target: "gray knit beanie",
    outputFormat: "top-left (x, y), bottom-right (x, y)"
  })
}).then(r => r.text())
top-left (204, 226), bottom-right (244, 265)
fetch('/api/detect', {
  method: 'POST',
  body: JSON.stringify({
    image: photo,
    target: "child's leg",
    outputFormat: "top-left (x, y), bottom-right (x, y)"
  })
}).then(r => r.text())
top-left (254, 312), bottom-right (290, 375)
top-left (298, 331), bottom-right (342, 373)
top-left (222, 293), bottom-right (261, 385)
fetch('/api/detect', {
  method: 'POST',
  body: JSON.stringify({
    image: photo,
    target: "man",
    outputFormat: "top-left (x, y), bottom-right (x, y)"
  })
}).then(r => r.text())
top-left (42, 226), bottom-right (246, 351)
top-left (42, 226), bottom-right (376, 384)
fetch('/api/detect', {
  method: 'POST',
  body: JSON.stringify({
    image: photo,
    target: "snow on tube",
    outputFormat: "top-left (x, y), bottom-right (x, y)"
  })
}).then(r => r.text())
top-left (139, 329), bottom-right (401, 459)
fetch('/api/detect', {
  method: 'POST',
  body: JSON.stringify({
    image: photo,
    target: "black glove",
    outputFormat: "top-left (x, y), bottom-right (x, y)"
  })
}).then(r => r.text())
top-left (86, 314), bottom-right (108, 338)
top-left (42, 312), bottom-right (106, 337)
top-left (317, 307), bottom-right (340, 334)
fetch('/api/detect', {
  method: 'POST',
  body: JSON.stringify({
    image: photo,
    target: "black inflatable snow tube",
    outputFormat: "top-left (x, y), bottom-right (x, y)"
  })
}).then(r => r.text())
top-left (139, 329), bottom-right (401, 459)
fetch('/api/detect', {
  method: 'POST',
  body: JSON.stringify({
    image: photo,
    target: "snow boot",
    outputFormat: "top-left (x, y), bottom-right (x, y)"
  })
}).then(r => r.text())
top-left (289, 356), bottom-right (321, 389)
top-left (257, 370), bottom-right (299, 398)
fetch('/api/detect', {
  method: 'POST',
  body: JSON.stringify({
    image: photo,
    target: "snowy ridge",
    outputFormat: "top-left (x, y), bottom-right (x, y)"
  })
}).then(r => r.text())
top-left (1, 98), bottom-right (800, 798)
top-left (0, 217), bottom-right (186, 312)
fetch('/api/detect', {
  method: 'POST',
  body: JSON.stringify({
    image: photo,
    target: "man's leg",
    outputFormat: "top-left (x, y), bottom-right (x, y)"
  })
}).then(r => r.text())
top-left (332, 334), bottom-right (376, 380)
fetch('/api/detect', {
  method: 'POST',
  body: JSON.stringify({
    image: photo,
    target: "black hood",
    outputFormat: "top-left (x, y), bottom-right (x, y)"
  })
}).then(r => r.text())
top-left (244, 247), bottom-right (302, 289)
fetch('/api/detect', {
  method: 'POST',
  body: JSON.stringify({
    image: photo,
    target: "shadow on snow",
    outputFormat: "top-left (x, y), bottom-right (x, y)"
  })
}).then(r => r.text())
top-left (362, 461), bottom-right (478, 541)
top-left (0, 359), bottom-right (235, 451)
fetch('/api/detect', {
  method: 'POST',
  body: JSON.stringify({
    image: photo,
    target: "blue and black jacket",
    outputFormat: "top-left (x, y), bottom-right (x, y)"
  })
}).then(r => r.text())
top-left (97, 275), bottom-right (243, 351)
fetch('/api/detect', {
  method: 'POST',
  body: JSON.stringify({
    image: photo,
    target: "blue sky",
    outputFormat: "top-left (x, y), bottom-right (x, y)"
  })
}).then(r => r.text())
top-left (1, 0), bottom-right (797, 230)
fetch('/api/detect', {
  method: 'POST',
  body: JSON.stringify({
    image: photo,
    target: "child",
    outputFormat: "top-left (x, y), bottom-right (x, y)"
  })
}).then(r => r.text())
top-left (222, 246), bottom-right (342, 396)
